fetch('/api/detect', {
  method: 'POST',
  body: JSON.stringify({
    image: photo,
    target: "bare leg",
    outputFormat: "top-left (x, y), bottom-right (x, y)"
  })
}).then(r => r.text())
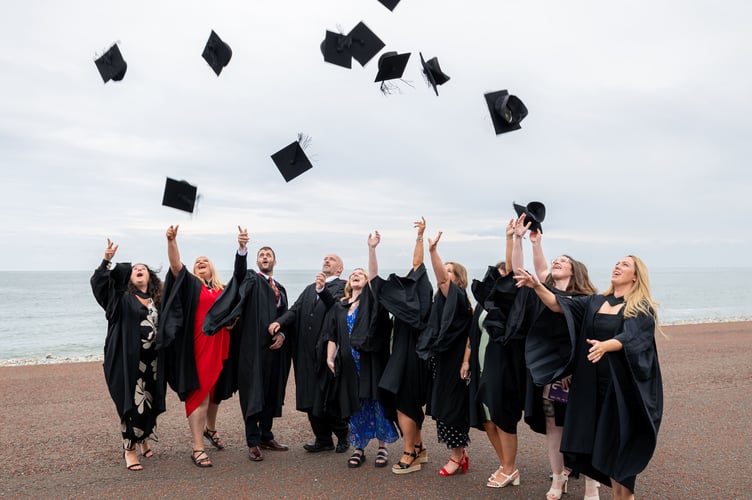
top-left (497, 427), bottom-right (518, 474)
top-left (545, 417), bottom-right (565, 474)
top-left (611, 479), bottom-right (634, 500)
top-left (187, 394), bottom-right (211, 464)
top-left (482, 421), bottom-right (504, 478)
top-left (397, 411), bottom-right (417, 459)
top-left (206, 400), bottom-right (221, 432)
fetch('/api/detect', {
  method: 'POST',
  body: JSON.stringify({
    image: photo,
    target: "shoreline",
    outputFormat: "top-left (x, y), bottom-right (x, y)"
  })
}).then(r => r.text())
top-left (2, 319), bottom-right (750, 367)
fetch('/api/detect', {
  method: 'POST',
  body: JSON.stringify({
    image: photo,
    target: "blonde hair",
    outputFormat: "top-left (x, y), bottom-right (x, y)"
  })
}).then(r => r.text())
top-left (446, 261), bottom-right (468, 290)
top-left (343, 267), bottom-right (368, 301)
top-left (603, 255), bottom-right (658, 321)
top-left (193, 256), bottom-right (225, 291)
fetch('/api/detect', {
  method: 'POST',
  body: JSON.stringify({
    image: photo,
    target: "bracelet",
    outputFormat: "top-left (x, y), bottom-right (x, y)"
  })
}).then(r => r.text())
top-left (506, 237), bottom-right (513, 241)
top-left (416, 237), bottom-right (423, 241)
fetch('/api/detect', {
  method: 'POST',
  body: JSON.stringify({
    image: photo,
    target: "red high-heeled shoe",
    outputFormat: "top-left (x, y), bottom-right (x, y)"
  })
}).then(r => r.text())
top-left (438, 450), bottom-right (469, 476)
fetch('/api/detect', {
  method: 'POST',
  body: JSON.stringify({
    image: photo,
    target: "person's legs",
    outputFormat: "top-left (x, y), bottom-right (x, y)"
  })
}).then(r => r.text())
top-left (187, 395), bottom-right (212, 466)
top-left (545, 416), bottom-right (567, 498)
top-left (307, 413), bottom-right (334, 446)
top-left (611, 479), bottom-right (633, 500)
top-left (483, 421), bottom-right (504, 480)
top-left (203, 400), bottom-right (224, 449)
top-left (396, 411), bottom-right (418, 464)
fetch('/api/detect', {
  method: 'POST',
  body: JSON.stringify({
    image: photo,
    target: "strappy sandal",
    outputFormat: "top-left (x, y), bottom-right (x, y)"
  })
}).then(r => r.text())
top-left (347, 448), bottom-right (366, 468)
top-left (203, 428), bottom-right (225, 450)
top-left (123, 446), bottom-right (142, 471)
top-left (374, 447), bottom-right (389, 468)
top-left (414, 442), bottom-right (428, 464)
top-left (191, 449), bottom-right (213, 468)
top-left (392, 450), bottom-right (421, 474)
top-left (140, 442), bottom-right (154, 458)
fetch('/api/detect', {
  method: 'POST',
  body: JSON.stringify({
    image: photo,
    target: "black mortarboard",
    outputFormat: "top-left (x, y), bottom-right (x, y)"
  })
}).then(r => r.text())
top-left (94, 43), bottom-right (127, 83)
top-left (420, 52), bottom-right (450, 96)
top-left (202, 30), bottom-right (232, 76)
top-left (377, 0), bottom-right (401, 11)
top-left (347, 22), bottom-right (385, 67)
top-left (484, 89), bottom-right (528, 135)
top-left (374, 51), bottom-right (411, 82)
top-left (162, 178), bottom-right (198, 213)
top-left (271, 139), bottom-right (313, 182)
top-left (513, 201), bottom-right (546, 233)
top-left (320, 30), bottom-right (353, 69)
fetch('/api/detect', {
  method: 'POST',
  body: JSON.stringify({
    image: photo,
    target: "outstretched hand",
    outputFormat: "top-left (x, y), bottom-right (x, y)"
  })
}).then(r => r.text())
top-left (505, 218), bottom-right (515, 239)
top-left (166, 225), bottom-right (179, 241)
top-left (427, 231), bottom-right (443, 252)
top-left (414, 216), bottom-right (426, 237)
top-left (514, 214), bottom-right (530, 239)
top-left (238, 225), bottom-right (249, 250)
top-left (529, 229), bottom-right (541, 245)
top-left (368, 230), bottom-right (381, 248)
top-left (514, 267), bottom-right (540, 289)
top-left (104, 238), bottom-right (119, 261)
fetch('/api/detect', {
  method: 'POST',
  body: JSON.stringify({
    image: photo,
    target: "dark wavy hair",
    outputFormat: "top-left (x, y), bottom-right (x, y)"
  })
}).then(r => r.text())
top-left (543, 255), bottom-right (597, 295)
top-left (127, 264), bottom-right (163, 309)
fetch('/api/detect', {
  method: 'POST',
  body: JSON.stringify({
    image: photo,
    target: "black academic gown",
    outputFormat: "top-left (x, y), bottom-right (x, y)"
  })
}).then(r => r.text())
top-left (417, 282), bottom-right (473, 429)
top-left (528, 294), bottom-right (663, 492)
top-left (275, 278), bottom-right (346, 412)
top-left (157, 265), bottom-right (234, 402)
top-left (375, 264), bottom-right (433, 429)
top-left (90, 260), bottom-right (166, 421)
top-left (319, 285), bottom-right (393, 421)
top-left (467, 266), bottom-right (529, 433)
top-left (266, 276), bottom-right (290, 418)
top-left (202, 252), bottom-right (278, 420)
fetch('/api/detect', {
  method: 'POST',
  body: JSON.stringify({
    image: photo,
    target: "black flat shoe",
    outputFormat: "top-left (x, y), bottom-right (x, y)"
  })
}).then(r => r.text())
top-left (303, 442), bottom-right (335, 453)
top-left (335, 441), bottom-right (350, 453)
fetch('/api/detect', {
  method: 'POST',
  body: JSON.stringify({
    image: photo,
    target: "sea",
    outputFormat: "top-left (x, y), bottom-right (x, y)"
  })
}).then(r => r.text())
top-left (1, 267), bottom-right (751, 365)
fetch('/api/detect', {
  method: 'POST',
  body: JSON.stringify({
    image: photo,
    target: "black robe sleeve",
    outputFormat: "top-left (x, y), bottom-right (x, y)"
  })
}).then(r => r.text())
top-left (416, 282), bottom-right (473, 360)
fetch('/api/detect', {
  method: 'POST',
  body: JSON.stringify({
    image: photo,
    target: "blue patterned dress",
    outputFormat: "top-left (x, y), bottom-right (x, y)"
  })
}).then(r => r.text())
top-left (347, 307), bottom-right (399, 449)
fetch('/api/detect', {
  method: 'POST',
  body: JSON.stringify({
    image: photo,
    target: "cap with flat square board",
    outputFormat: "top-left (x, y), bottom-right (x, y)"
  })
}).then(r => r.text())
top-left (202, 30), bottom-right (233, 76)
top-left (420, 52), bottom-right (450, 96)
top-left (374, 51), bottom-right (411, 82)
top-left (377, 0), bottom-right (401, 11)
top-left (347, 22), bottom-right (385, 67)
top-left (271, 139), bottom-right (314, 182)
top-left (162, 178), bottom-right (198, 213)
top-left (94, 43), bottom-right (127, 83)
top-left (484, 89), bottom-right (528, 135)
top-left (320, 30), bottom-right (353, 69)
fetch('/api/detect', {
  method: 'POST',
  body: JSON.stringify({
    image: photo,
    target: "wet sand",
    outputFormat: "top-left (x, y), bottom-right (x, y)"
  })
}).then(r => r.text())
top-left (1, 321), bottom-right (750, 499)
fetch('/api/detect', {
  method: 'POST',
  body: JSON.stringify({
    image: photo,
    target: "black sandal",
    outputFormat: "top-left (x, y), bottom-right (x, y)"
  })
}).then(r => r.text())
top-left (347, 448), bottom-right (366, 468)
top-left (414, 442), bottom-right (428, 464)
top-left (392, 450), bottom-right (421, 474)
top-left (375, 446), bottom-right (389, 468)
top-left (191, 449), bottom-right (213, 468)
top-left (203, 428), bottom-right (225, 450)
top-left (140, 442), bottom-right (154, 458)
top-left (123, 446), bottom-right (143, 471)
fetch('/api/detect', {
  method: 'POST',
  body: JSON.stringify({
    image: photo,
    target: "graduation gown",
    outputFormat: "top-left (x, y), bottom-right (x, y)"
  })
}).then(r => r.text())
top-left (467, 266), bottom-right (529, 433)
top-left (319, 285), bottom-right (393, 420)
top-left (528, 294), bottom-right (663, 491)
top-left (157, 265), bottom-right (234, 403)
top-left (90, 260), bottom-right (166, 421)
top-left (417, 282), bottom-right (473, 429)
top-left (202, 252), bottom-right (278, 420)
top-left (375, 264), bottom-right (433, 428)
top-left (275, 278), bottom-right (346, 412)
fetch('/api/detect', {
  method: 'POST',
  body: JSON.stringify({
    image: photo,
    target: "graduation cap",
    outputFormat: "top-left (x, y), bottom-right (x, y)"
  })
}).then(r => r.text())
top-left (202, 30), bottom-right (232, 76)
top-left (420, 52), bottom-right (450, 96)
top-left (320, 22), bottom-right (384, 69)
top-left (377, 0), bottom-right (401, 10)
top-left (162, 178), bottom-right (198, 213)
top-left (484, 89), bottom-right (528, 135)
top-left (94, 43), bottom-right (127, 83)
top-left (348, 22), bottom-right (385, 67)
top-left (271, 135), bottom-right (314, 182)
top-left (374, 51), bottom-right (410, 82)
top-left (513, 201), bottom-right (546, 233)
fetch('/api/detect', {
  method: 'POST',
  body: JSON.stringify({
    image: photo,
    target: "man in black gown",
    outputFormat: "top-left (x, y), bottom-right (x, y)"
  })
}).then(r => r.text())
top-left (269, 254), bottom-right (348, 453)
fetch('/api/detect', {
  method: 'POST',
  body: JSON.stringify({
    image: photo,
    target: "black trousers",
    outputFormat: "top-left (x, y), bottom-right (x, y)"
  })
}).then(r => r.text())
top-left (245, 405), bottom-right (276, 447)
top-left (308, 412), bottom-right (349, 445)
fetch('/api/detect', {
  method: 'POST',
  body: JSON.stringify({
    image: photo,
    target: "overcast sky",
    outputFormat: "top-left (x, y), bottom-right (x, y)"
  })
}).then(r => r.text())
top-left (1, 0), bottom-right (750, 274)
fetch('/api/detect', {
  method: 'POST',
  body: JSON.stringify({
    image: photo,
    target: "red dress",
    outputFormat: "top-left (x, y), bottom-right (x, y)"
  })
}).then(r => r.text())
top-left (185, 285), bottom-right (231, 416)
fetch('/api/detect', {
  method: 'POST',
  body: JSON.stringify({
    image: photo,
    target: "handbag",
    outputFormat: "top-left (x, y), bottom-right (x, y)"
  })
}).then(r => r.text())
top-left (543, 379), bottom-right (569, 404)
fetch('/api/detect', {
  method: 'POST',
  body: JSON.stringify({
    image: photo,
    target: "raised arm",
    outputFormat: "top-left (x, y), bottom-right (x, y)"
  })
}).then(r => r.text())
top-left (511, 214), bottom-right (529, 274)
top-left (514, 268), bottom-right (562, 313)
top-left (504, 218), bottom-right (514, 274)
top-left (413, 216), bottom-right (426, 271)
top-left (235, 225), bottom-right (249, 281)
top-left (428, 231), bottom-right (450, 297)
top-left (367, 230), bottom-right (380, 280)
top-left (166, 225), bottom-right (182, 278)
top-left (530, 230), bottom-right (549, 282)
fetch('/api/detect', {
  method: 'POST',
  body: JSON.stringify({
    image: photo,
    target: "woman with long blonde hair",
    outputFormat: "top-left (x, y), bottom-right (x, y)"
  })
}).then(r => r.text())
top-left (515, 255), bottom-right (663, 500)
top-left (159, 225), bottom-right (232, 468)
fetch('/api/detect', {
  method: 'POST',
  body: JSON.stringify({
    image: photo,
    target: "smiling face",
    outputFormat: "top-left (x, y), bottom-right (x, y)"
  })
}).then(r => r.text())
top-left (257, 248), bottom-right (276, 274)
top-left (193, 256), bottom-right (213, 282)
top-left (550, 255), bottom-right (574, 281)
top-left (611, 256), bottom-right (637, 288)
top-left (321, 254), bottom-right (343, 277)
top-left (348, 268), bottom-right (368, 291)
top-left (130, 264), bottom-right (150, 289)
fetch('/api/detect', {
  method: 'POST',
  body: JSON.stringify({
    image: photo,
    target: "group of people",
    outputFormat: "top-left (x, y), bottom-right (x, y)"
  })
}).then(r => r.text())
top-left (91, 215), bottom-right (663, 499)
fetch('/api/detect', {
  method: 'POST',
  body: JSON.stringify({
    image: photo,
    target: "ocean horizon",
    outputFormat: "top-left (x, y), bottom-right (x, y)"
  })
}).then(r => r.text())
top-left (2, 267), bottom-right (751, 365)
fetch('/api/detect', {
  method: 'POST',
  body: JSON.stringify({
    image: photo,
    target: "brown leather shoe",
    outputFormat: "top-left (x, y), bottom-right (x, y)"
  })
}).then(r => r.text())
top-left (259, 439), bottom-right (289, 451)
top-left (248, 446), bottom-right (263, 461)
